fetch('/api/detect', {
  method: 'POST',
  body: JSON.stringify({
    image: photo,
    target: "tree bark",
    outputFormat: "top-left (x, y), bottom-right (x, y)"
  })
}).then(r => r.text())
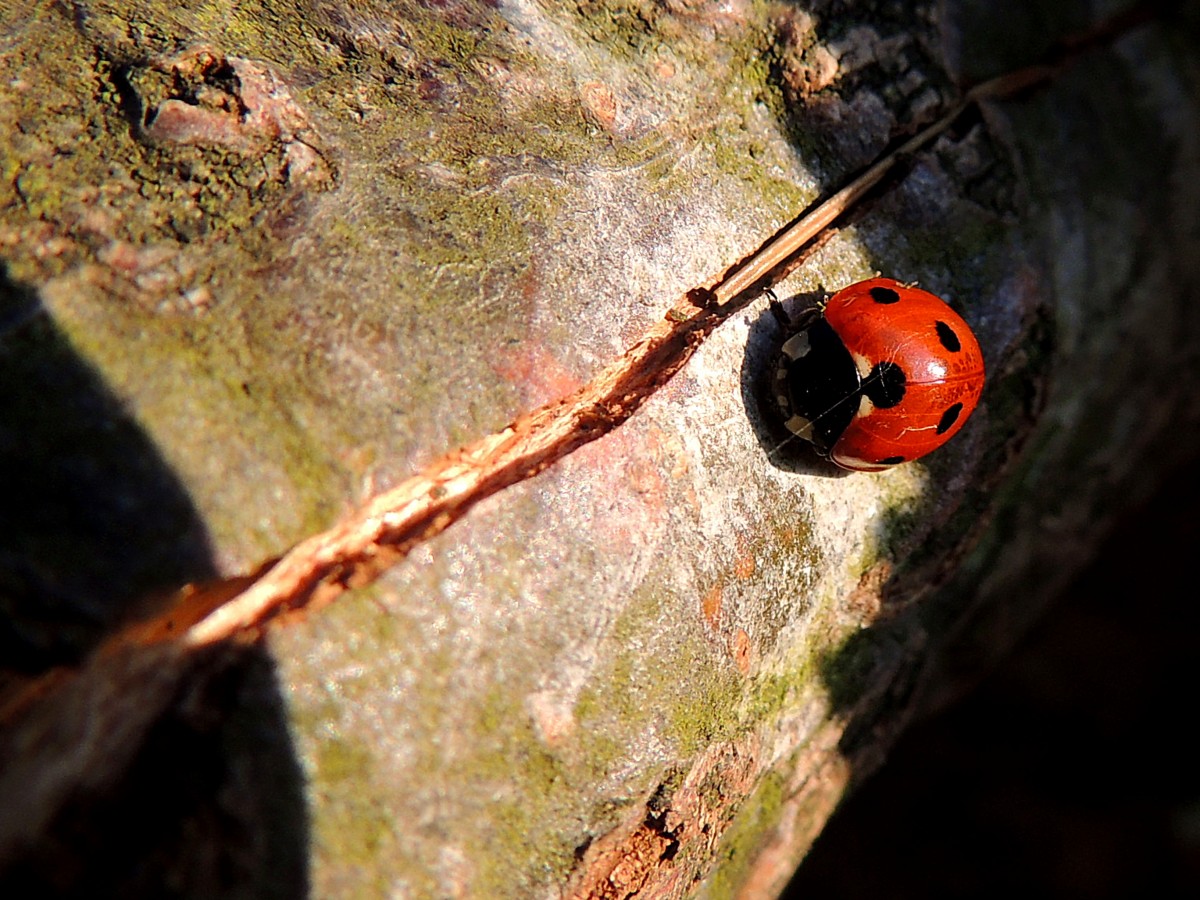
top-left (2, 0), bottom-right (1199, 897)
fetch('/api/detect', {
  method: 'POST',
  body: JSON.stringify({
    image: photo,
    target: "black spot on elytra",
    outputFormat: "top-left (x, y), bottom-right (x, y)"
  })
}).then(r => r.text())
top-left (936, 403), bottom-right (963, 435)
top-left (935, 320), bottom-right (961, 352)
top-left (863, 361), bottom-right (906, 408)
top-left (879, 455), bottom-right (906, 465)
top-left (869, 286), bottom-right (901, 304)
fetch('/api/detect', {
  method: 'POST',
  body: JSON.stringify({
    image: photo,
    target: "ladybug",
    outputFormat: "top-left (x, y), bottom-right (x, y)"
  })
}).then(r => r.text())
top-left (769, 277), bottom-right (984, 472)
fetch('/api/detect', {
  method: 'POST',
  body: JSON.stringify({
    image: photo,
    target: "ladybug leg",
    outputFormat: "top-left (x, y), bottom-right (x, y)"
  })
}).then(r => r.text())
top-left (769, 288), bottom-right (824, 333)
top-left (766, 288), bottom-right (793, 331)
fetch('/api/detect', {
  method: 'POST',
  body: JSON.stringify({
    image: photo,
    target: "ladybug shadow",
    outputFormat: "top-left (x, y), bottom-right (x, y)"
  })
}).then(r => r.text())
top-left (739, 290), bottom-right (852, 479)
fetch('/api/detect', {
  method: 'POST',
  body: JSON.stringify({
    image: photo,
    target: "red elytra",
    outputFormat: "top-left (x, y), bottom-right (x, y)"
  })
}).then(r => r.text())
top-left (770, 277), bottom-right (985, 472)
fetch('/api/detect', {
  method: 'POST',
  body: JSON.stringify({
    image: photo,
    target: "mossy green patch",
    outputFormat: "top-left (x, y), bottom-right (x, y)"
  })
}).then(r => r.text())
top-left (700, 767), bottom-right (787, 899)
top-left (387, 177), bottom-right (532, 270)
top-left (754, 510), bottom-right (824, 645)
top-left (469, 704), bottom-right (578, 895)
top-left (666, 654), bottom-right (744, 755)
top-left (744, 656), bottom-right (813, 725)
top-left (0, 17), bottom-right (317, 298)
top-left (407, 674), bottom-right (644, 898)
top-left (49, 294), bottom-right (351, 554)
top-left (308, 729), bottom-right (403, 897)
top-left (286, 579), bottom-right (651, 898)
top-left (579, 584), bottom-right (736, 754)
top-left (567, 0), bottom-right (668, 60)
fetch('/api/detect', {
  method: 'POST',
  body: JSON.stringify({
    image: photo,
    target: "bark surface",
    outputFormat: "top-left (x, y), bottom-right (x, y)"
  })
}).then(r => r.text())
top-left (1, 1), bottom-right (1198, 897)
